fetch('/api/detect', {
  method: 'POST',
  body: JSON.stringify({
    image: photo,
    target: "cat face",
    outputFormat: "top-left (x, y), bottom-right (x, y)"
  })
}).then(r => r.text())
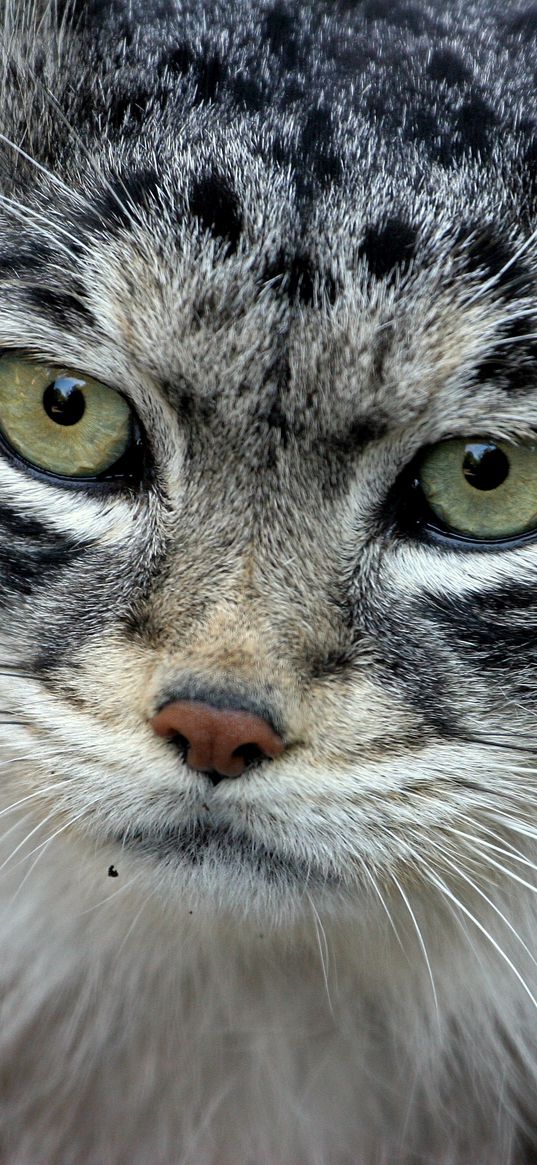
top-left (1, 0), bottom-right (537, 921)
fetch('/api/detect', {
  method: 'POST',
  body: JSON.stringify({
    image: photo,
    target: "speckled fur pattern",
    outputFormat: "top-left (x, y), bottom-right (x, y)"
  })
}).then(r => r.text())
top-left (4, 1), bottom-right (537, 1162)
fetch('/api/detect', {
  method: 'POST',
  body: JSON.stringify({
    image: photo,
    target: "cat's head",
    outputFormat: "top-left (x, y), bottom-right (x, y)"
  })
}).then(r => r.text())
top-left (1, 0), bottom-right (536, 921)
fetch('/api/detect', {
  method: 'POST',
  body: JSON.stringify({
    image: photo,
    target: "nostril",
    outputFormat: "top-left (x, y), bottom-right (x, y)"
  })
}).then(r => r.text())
top-left (170, 733), bottom-right (190, 764)
top-left (231, 742), bottom-right (265, 768)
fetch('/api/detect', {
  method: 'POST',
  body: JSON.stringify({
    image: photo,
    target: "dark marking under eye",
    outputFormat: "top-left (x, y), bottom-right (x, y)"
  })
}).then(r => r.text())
top-left (189, 175), bottom-right (242, 254)
top-left (0, 503), bottom-right (61, 544)
top-left (418, 584), bottom-right (537, 686)
top-left (0, 503), bottom-right (86, 599)
top-left (359, 218), bottom-right (417, 281)
top-left (373, 606), bottom-right (462, 737)
top-left (0, 540), bottom-right (84, 599)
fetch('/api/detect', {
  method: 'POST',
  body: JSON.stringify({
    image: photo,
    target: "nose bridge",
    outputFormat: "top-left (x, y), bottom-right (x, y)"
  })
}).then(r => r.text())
top-left (151, 496), bottom-right (347, 709)
top-left (149, 586), bottom-right (304, 776)
top-left (146, 513), bottom-right (347, 775)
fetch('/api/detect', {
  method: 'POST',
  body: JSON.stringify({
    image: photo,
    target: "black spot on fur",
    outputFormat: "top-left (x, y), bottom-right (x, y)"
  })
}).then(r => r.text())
top-left (518, 1134), bottom-right (537, 1164)
top-left (232, 75), bottom-right (266, 112)
top-left (263, 248), bottom-right (322, 302)
top-left (0, 244), bottom-right (52, 276)
top-left (359, 218), bottom-right (417, 281)
top-left (283, 76), bottom-right (306, 104)
top-left (460, 227), bottom-right (512, 279)
top-left (505, 6), bottom-right (537, 39)
top-left (116, 169), bottom-right (162, 214)
top-left (520, 137), bottom-right (537, 219)
top-left (362, 0), bottom-right (426, 34)
top-left (405, 106), bottom-right (439, 146)
top-left (189, 174), bottom-right (242, 253)
top-left (22, 288), bottom-right (94, 328)
top-left (160, 42), bottom-right (195, 75)
top-left (455, 95), bottom-right (496, 158)
top-left (458, 225), bottom-right (533, 298)
top-left (264, 394), bottom-right (290, 445)
top-left (301, 106), bottom-right (332, 153)
top-left (193, 52), bottom-right (226, 104)
top-left (270, 133), bottom-right (293, 169)
top-left (64, 0), bottom-right (175, 28)
top-left (299, 107), bottom-right (343, 190)
top-left (427, 48), bottom-right (472, 86)
top-left (264, 4), bottom-right (300, 69)
top-left (288, 254), bottom-right (316, 305)
top-left (106, 87), bottom-right (149, 132)
top-left (473, 316), bottom-right (537, 391)
top-left (266, 252), bottom-right (337, 307)
top-left (76, 168), bottom-right (161, 233)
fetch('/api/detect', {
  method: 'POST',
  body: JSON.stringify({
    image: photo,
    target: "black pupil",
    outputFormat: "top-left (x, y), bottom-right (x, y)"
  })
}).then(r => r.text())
top-left (462, 442), bottom-right (510, 491)
top-left (43, 378), bottom-right (86, 427)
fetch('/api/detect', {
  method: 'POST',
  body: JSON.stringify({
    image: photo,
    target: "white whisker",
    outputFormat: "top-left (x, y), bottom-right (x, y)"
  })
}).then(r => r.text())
top-left (391, 870), bottom-right (439, 1013)
top-left (0, 131), bottom-right (93, 208)
top-left (428, 835), bottom-right (537, 968)
top-left (421, 859), bottom-right (537, 1012)
top-left (0, 190), bottom-right (88, 253)
top-left (306, 889), bottom-right (334, 1015)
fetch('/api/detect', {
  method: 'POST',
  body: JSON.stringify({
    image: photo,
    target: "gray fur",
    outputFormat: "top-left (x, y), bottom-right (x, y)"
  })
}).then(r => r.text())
top-left (1, 1), bottom-right (537, 1162)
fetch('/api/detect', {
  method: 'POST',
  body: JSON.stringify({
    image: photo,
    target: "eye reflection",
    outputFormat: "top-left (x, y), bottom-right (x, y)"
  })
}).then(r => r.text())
top-left (418, 436), bottom-right (537, 540)
top-left (462, 442), bottom-right (510, 492)
top-left (0, 354), bottom-right (135, 478)
top-left (42, 378), bottom-right (86, 427)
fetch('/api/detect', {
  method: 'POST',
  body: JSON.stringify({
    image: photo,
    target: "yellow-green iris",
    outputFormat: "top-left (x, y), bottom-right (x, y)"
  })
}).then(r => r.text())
top-left (419, 437), bottom-right (537, 539)
top-left (0, 355), bottom-right (132, 477)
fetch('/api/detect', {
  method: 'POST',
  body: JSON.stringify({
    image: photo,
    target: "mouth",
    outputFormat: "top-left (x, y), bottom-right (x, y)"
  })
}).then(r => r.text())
top-left (116, 820), bottom-right (337, 891)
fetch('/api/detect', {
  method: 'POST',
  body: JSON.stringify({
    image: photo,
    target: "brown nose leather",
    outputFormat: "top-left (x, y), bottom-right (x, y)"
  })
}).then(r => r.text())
top-left (150, 700), bottom-right (285, 779)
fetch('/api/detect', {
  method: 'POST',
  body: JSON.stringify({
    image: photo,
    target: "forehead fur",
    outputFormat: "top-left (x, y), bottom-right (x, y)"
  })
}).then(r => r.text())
top-left (1, 0), bottom-right (537, 450)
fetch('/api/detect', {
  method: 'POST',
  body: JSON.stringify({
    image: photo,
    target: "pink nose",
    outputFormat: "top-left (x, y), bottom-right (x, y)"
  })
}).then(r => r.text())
top-left (150, 700), bottom-right (285, 779)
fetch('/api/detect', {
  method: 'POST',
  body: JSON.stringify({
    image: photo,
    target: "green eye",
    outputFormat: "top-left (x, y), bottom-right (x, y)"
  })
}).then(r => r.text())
top-left (419, 437), bottom-right (537, 540)
top-left (0, 355), bottom-right (134, 478)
